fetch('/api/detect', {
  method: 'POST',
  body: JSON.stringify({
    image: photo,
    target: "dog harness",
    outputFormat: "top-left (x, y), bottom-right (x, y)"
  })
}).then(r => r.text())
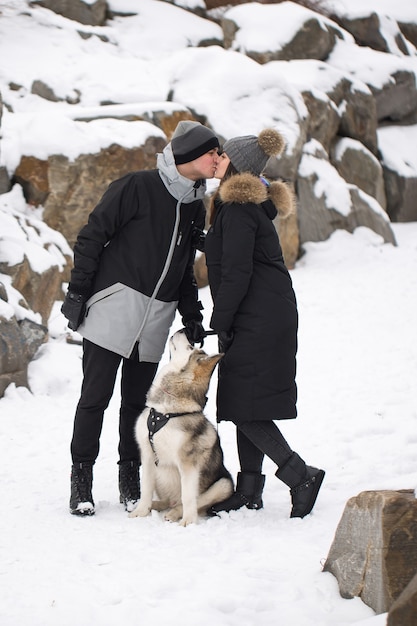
top-left (147, 407), bottom-right (200, 465)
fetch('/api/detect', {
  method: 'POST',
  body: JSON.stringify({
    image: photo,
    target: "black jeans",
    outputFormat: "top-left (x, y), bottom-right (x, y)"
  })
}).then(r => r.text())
top-left (235, 420), bottom-right (294, 473)
top-left (71, 340), bottom-right (158, 464)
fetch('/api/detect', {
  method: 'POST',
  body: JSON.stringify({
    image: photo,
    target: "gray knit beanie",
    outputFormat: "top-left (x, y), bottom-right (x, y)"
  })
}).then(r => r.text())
top-left (223, 128), bottom-right (285, 175)
top-left (171, 120), bottom-right (219, 165)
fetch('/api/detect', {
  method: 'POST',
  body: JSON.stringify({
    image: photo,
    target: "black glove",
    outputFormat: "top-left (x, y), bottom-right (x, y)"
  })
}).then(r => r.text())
top-left (183, 319), bottom-right (206, 345)
top-left (191, 227), bottom-right (206, 252)
top-left (218, 330), bottom-right (234, 353)
top-left (61, 291), bottom-right (87, 331)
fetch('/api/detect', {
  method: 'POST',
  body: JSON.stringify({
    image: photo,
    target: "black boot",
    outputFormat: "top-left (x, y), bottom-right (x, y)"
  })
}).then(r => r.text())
top-left (70, 462), bottom-right (94, 516)
top-left (275, 452), bottom-right (325, 519)
top-left (208, 472), bottom-right (265, 515)
top-left (119, 460), bottom-right (140, 512)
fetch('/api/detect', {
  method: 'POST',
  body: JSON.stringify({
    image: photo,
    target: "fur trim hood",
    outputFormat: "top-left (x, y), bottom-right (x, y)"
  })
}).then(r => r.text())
top-left (219, 172), bottom-right (295, 218)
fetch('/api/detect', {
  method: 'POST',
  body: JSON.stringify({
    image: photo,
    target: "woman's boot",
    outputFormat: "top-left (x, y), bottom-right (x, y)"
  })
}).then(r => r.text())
top-left (275, 452), bottom-right (325, 518)
top-left (208, 471), bottom-right (265, 515)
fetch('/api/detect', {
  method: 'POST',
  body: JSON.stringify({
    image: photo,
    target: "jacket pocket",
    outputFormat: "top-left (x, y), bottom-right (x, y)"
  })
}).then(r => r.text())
top-left (85, 283), bottom-right (125, 315)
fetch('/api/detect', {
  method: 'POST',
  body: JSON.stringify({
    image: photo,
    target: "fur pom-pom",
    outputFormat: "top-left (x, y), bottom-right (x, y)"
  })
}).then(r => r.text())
top-left (258, 129), bottom-right (285, 158)
top-left (268, 180), bottom-right (295, 219)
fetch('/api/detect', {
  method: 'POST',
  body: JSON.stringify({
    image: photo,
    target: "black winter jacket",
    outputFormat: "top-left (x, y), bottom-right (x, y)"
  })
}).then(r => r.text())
top-left (69, 151), bottom-right (205, 362)
top-left (205, 173), bottom-right (298, 423)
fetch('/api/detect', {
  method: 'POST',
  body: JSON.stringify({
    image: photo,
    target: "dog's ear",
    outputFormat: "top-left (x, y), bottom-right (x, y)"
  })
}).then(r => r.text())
top-left (196, 353), bottom-right (223, 376)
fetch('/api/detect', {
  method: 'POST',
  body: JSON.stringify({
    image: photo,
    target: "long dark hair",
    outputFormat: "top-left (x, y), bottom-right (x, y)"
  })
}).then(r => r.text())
top-left (208, 161), bottom-right (239, 225)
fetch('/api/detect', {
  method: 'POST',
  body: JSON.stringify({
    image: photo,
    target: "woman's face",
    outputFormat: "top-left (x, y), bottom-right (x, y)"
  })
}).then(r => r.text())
top-left (215, 152), bottom-right (230, 179)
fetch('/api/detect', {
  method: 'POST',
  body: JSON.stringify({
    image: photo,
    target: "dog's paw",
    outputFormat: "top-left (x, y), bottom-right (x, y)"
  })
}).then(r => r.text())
top-left (164, 506), bottom-right (182, 523)
top-left (128, 501), bottom-right (151, 518)
top-left (178, 516), bottom-right (198, 527)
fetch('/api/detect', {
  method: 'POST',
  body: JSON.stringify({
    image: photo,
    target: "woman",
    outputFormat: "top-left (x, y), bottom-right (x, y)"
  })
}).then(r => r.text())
top-left (204, 128), bottom-right (324, 518)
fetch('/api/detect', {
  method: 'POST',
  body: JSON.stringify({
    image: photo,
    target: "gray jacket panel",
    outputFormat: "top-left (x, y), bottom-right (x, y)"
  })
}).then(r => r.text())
top-left (78, 283), bottom-right (177, 361)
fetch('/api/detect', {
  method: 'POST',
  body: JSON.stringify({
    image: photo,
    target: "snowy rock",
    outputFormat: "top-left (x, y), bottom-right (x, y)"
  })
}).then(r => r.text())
top-left (328, 1), bottom-right (417, 52)
top-left (297, 140), bottom-right (396, 246)
top-left (331, 138), bottom-right (387, 210)
top-left (378, 124), bottom-right (417, 222)
top-left (387, 572), bottom-right (417, 626)
top-left (323, 489), bottom-right (417, 615)
top-left (381, 166), bottom-right (417, 223)
top-left (299, 90), bottom-right (340, 154)
top-left (222, 2), bottom-right (347, 64)
top-left (0, 310), bottom-right (47, 396)
top-left (14, 129), bottom-right (167, 247)
top-left (330, 12), bottom-right (411, 55)
top-left (0, 185), bottom-right (72, 323)
top-left (0, 167), bottom-right (10, 194)
top-left (33, 0), bottom-right (107, 26)
top-left (372, 70), bottom-right (417, 124)
top-left (0, 94), bottom-right (11, 194)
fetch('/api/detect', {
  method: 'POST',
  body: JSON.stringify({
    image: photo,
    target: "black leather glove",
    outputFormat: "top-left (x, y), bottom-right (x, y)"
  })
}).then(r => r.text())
top-left (183, 319), bottom-right (206, 345)
top-left (218, 330), bottom-right (234, 353)
top-left (61, 291), bottom-right (87, 331)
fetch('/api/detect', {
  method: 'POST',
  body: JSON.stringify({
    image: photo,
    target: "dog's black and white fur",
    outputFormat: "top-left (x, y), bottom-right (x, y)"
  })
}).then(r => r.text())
top-left (129, 329), bottom-right (233, 526)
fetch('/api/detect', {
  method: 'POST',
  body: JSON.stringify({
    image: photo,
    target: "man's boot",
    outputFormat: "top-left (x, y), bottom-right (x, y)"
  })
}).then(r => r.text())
top-left (208, 472), bottom-right (265, 515)
top-left (70, 462), bottom-right (95, 516)
top-left (275, 452), bottom-right (325, 518)
top-left (119, 460), bottom-right (140, 512)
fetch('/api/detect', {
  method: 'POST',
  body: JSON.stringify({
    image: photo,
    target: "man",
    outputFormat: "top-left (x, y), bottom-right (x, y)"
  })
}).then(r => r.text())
top-left (61, 120), bottom-right (220, 516)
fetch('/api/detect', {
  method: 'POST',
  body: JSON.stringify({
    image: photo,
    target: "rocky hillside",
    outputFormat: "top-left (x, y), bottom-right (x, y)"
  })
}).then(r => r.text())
top-left (0, 0), bottom-right (416, 394)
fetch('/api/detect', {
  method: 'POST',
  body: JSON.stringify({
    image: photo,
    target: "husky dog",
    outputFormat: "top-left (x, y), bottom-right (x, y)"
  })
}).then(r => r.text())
top-left (129, 329), bottom-right (233, 526)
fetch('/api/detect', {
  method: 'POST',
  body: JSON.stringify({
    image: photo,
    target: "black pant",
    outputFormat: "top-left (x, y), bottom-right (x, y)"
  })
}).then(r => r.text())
top-left (235, 420), bottom-right (294, 473)
top-left (71, 340), bottom-right (158, 464)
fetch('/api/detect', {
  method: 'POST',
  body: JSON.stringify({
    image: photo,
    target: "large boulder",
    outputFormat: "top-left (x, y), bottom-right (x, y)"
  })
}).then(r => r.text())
top-left (14, 137), bottom-right (167, 249)
top-left (11, 110), bottom-right (198, 248)
top-left (330, 12), bottom-right (411, 55)
top-left (300, 90), bottom-right (340, 154)
top-left (297, 140), bottom-right (396, 246)
top-left (382, 167), bottom-right (417, 223)
top-left (387, 572), bottom-right (417, 626)
top-left (372, 70), bottom-right (417, 124)
top-left (323, 489), bottom-right (417, 615)
top-left (0, 183), bottom-right (71, 397)
top-left (0, 185), bottom-right (72, 324)
top-left (273, 60), bottom-right (378, 155)
top-left (222, 2), bottom-right (347, 64)
top-left (398, 21), bottom-right (417, 48)
top-left (330, 137), bottom-right (387, 210)
top-left (0, 284), bottom-right (48, 397)
top-left (378, 124), bottom-right (417, 222)
top-left (32, 0), bottom-right (107, 26)
top-left (328, 40), bottom-right (417, 126)
top-left (0, 92), bottom-right (11, 194)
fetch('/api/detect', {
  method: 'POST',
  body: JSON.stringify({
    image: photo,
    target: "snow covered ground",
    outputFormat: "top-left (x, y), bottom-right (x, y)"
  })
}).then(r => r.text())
top-left (1, 222), bottom-right (416, 626)
top-left (1, 1), bottom-right (416, 624)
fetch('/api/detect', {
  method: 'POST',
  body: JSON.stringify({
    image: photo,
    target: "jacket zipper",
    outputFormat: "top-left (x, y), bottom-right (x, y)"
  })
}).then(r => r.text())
top-left (134, 195), bottom-right (184, 348)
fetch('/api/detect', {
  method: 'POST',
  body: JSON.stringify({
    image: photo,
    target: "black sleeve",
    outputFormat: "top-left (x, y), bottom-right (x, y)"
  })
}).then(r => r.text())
top-left (177, 204), bottom-right (205, 323)
top-left (69, 174), bottom-right (138, 295)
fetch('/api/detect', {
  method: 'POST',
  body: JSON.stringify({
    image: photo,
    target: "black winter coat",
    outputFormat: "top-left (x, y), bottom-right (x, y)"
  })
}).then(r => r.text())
top-left (205, 173), bottom-right (298, 424)
top-left (69, 166), bottom-right (205, 361)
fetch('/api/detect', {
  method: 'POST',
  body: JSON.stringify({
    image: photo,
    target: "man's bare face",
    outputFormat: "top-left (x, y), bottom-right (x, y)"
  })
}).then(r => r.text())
top-left (176, 149), bottom-right (219, 181)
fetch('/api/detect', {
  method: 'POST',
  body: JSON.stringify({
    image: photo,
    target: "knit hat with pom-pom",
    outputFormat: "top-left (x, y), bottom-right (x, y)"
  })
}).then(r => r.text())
top-left (223, 128), bottom-right (285, 176)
